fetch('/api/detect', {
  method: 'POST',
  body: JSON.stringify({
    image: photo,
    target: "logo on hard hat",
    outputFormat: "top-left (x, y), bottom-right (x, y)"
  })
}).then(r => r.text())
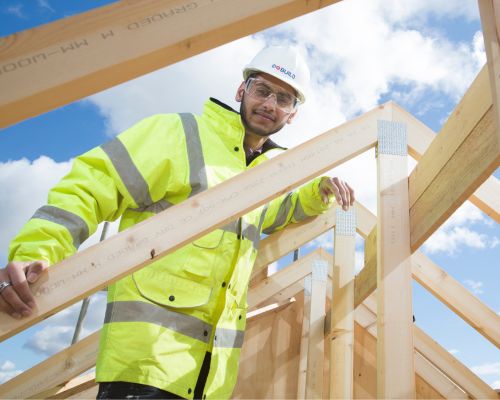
top-left (272, 64), bottom-right (296, 80)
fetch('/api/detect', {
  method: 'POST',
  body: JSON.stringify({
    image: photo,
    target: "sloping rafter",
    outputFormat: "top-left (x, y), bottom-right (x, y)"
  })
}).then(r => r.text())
top-left (392, 102), bottom-right (500, 224)
top-left (364, 227), bottom-right (500, 349)
top-left (0, 0), bottom-right (342, 128)
top-left (408, 65), bottom-right (500, 251)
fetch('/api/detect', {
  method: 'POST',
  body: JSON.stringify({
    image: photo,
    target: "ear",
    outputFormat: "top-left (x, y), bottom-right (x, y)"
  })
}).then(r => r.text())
top-left (235, 82), bottom-right (245, 102)
top-left (286, 109), bottom-right (298, 124)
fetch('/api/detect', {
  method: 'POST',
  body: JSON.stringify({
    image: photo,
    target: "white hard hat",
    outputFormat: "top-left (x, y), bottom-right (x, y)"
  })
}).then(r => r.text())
top-left (243, 46), bottom-right (310, 104)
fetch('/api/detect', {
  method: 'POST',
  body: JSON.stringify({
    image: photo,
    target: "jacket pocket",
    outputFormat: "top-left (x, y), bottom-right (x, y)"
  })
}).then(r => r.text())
top-left (133, 271), bottom-right (212, 308)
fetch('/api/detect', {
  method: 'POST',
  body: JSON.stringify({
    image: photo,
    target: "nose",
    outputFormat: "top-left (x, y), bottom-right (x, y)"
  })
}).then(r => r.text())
top-left (262, 93), bottom-right (278, 109)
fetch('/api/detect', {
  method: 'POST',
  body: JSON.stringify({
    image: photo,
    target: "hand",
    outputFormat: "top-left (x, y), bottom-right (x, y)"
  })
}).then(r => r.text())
top-left (319, 177), bottom-right (355, 211)
top-left (0, 261), bottom-right (48, 319)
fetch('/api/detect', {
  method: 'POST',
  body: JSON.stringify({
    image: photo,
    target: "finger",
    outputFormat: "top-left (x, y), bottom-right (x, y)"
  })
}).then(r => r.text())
top-left (0, 295), bottom-right (18, 318)
top-left (327, 179), bottom-right (341, 204)
top-left (339, 180), bottom-right (350, 210)
top-left (0, 285), bottom-right (31, 317)
top-left (332, 178), bottom-right (347, 207)
top-left (346, 182), bottom-right (355, 205)
top-left (6, 262), bottom-right (36, 312)
top-left (26, 261), bottom-right (48, 283)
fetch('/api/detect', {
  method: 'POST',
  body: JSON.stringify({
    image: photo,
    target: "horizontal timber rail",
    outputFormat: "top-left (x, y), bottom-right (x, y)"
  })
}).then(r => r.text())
top-left (0, 0), bottom-right (342, 128)
top-left (0, 108), bottom-right (379, 342)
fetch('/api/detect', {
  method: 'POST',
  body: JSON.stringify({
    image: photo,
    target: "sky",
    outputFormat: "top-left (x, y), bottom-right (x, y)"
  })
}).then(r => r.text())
top-left (1, 0), bottom-right (499, 392)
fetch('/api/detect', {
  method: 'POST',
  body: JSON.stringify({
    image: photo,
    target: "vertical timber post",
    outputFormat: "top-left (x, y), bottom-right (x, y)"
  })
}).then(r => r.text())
top-left (297, 275), bottom-right (312, 399)
top-left (330, 208), bottom-right (356, 399)
top-left (305, 259), bottom-right (328, 399)
top-left (376, 120), bottom-right (416, 399)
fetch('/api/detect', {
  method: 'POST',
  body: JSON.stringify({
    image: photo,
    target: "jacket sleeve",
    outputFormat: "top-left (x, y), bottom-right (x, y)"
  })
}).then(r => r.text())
top-left (8, 114), bottom-right (182, 265)
top-left (261, 176), bottom-right (334, 235)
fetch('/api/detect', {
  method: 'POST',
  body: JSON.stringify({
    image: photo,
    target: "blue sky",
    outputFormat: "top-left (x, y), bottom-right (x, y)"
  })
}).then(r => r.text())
top-left (1, 0), bottom-right (499, 392)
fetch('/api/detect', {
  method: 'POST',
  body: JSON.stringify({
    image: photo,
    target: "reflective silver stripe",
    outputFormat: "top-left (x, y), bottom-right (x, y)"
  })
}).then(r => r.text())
top-left (292, 197), bottom-right (309, 222)
top-left (221, 220), bottom-right (261, 249)
top-left (242, 223), bottom-right (260, 249)
top-left (104, 300), bottom-right (212, 344)
top-left (101, 138), bottom-right (153, 208)
top-left (262, 192), bottom-right (293, 234)
top-left (128, 114), bottom-right (207, 214)
top-left (32, 205), bottom-right (89, 248)
top-left (221, 220), bottom-right (239, 234)
top-left (254, 205), bottom-right (268, 248)
top-left (214, 328), bottom-right (245, 348)
top-left (180, 113), bottom-right (208, 196)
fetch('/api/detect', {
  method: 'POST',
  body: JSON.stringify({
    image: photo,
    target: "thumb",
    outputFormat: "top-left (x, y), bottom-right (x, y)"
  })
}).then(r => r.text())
top-left (26, 261), bottom-right (48, 283)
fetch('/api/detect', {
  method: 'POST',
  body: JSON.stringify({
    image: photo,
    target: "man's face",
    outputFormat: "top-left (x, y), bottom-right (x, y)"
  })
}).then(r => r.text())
top-left (235, 73), bottom-right (298, 137)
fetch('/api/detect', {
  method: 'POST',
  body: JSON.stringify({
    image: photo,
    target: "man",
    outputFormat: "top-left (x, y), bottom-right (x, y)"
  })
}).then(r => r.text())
top-left (1, 46), bottom-right (354, 399)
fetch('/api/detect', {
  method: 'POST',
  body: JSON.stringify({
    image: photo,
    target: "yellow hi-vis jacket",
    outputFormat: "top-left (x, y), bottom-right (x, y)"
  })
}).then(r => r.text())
top-left (9, 98), bottom-right (333, 399)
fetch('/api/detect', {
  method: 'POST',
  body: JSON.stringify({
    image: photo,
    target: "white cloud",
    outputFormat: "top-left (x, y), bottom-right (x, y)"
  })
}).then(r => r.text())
top-left (0, 157), bottom-right (72, 264)
top-left (24, 325), bottom-right (74, 355)
top-left (1, 360), bottom-right (15, 371)
top-left (37, 0), bottom-right (54, 12)
top-left (471, 362), bottom-right (500, 390)
top-left (306, 230), bottom-right (334, 250)
top-left (471, 362), bottom-right (500, 375)
top-left (463, 279), bottom-right (484, 295)
top-left (0, 155), bottom-right (121, 265)
top-left (0, 360), bottom-right (22, 384)
top-left (4, 4), bottom-right (26, 19)
top-left (84, 0), bottom-right (485, 229)
top-left (423, 202), bottom-right (498, 255)
top-left (23, 291), bottom-right (107, 356)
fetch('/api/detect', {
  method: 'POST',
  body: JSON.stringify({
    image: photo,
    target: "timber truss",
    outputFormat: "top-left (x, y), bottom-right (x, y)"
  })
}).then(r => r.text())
top-left (0, 0), bottom-right (499, 398)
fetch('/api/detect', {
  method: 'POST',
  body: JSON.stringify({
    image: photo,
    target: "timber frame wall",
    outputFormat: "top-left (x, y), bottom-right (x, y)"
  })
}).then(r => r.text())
top-left (0, 0), bottom-right (499, 398)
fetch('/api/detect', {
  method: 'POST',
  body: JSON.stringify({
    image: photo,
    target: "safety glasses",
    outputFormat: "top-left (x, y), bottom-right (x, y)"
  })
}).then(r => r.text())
top-left (244, 77), bottom-right (300, 112)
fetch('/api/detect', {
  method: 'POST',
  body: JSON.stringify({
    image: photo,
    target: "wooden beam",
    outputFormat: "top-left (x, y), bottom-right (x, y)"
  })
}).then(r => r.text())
top-left (0, 110), bottom-right (379, 342)
top-left (414, 352), bottom-right (468, 400)
top-left (297, 275), bottom-right (311, 400)
top-left (253, 200), bottom-right (376, 281)
top-left (392, 101), bottom-right (500, 224)
top-left (354, 226), bottom-right (377, 308)
top-left (414, 323), bottom-right (499, 400)
top-left (246, 298), bottom-right (296, 320)
top-left (408, 66), bottom-right (500, 251)
top-left (470, 176), bottom-right (500, 223)
top-left (376, 120), bottom-right (415, 398)
top-left (356, 296), bottom-right (496, 399)
top-left (0, 0), bottom-right (343, 128)
top-left (479, 0), bottom-right (500, 151)
top-left (305, 260), bottom-right (327, 399)
top-left (248, 249), bottom-right (329, 309)
top-left (354, 303), bottom-right (465, 400)
top-left (357, 212), bottom-right (500, 350)
top-left (233, 292), bottom-right (305, 399)
top-left (66, 384), bottom-right (98, 399)
top-left (411, 251), bottom-right (500, 349)
top-left (330, 209), bottom-right (356, 399)
top-left (252, 204), bottom-right (338, 279)
top-left (50, 372), bottom-right (96, 399)
top-left (0, 331), bottom-right (99, 399)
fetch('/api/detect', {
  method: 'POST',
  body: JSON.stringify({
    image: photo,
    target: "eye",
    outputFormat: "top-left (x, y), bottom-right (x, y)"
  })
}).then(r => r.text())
top-left (254, 84), bottom-right (272, 97)
top-left (277, 92), bottom-right (293, 105)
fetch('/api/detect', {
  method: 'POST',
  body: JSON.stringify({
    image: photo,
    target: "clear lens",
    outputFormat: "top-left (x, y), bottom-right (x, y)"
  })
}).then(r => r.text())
top-left (244, 78), bottom-right (298, 111)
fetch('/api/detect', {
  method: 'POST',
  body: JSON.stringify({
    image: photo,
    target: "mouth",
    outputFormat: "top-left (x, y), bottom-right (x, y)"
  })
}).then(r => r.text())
top-left (253, 110), bottom-right (276, 122)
